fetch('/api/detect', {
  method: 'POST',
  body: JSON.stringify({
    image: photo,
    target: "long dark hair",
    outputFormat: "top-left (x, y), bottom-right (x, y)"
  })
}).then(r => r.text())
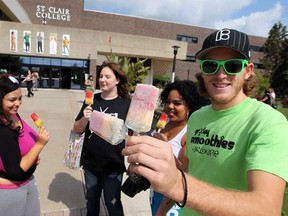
top-left (97, 62), bottom-right (130, 98)
top-left (160, 80), bottom-right (211, 116)
top-left (0, 73), bottom-right (20, 122)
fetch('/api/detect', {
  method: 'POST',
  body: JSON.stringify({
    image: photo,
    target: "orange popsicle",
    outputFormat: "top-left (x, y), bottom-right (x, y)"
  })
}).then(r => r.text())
top-left (85, 91), bottom-right (94, 105)
top-left (156, 113), bottom-right (168, 132)
top-left (31, 113), bottom-right (43, 128)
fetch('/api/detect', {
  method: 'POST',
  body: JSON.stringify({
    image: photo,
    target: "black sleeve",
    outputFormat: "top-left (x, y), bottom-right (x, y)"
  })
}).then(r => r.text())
top-left (0, 125), bottom-right (36, 181)
top-left (75, 100), bottom-right (87, 121)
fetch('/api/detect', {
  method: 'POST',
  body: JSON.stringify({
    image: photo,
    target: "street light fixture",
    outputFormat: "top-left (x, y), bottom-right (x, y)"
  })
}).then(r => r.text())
top-left (171, 45), bottom-right (180, 82)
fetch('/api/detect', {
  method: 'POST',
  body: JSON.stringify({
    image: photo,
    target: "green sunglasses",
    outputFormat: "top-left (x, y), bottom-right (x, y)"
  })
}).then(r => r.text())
top-left (200, 59), bottom-right (248, 75)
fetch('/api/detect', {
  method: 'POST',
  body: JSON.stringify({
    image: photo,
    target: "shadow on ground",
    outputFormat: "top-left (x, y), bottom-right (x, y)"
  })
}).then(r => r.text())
top-left (48, 172), bottom-right (86, 209)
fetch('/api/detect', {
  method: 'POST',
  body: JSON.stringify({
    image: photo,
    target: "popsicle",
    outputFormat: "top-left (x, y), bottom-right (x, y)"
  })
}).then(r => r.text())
top-left (31, 112), bottom-right (43, 128)
top-left (125, 84), bottom-right (159, 133)
top-left (89, 110), bottom-right (128, 145)
top-left (156, 113), bottom-right (168, 132)
top-left (85, 91), bottom-right (94, 105)
top-left (124, 84), bottom-right (159, 187)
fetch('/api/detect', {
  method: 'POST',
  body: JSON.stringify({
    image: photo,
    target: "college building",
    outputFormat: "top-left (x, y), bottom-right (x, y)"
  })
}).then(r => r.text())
top-left (0, 0), bottom-right (267, 90)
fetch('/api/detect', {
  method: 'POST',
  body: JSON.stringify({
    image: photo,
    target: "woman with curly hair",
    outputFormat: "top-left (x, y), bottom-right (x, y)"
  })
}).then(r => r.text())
top-left (151, 80), bottom-right (210, 216)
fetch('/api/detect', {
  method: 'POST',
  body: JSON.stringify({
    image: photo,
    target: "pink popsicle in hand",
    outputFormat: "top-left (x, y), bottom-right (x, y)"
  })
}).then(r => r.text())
top-left (31, 113), bottom-right (43, 128)
top-left (89, 110), bottom-right (128, 145)
top-left (125, 84), bottom-right (159, 133)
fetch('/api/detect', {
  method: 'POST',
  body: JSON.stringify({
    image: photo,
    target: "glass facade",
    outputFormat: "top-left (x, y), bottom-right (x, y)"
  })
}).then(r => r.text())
top-left (0, 55), bottom-right (89, 89)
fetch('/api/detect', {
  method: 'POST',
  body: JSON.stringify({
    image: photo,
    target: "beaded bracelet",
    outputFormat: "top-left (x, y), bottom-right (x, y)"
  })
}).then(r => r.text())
top-left (175, 168), bottom-right (187, 208)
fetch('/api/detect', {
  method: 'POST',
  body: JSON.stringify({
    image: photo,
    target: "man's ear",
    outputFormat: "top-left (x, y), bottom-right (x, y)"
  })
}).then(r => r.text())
top-left (244, 63), bottom-right (254, 80)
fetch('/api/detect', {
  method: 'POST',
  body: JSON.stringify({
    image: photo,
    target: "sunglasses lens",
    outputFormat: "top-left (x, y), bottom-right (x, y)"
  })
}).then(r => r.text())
top-left (202, 61), bottom-right (218, 74)
top-left (224, 60), bottom-right (243, 73)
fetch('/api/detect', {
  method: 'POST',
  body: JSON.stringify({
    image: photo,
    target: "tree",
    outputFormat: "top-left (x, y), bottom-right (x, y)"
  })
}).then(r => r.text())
top-left (124, 57), bottom-right (150, 92)
top-left (271, 37), bottom-right (288, 96)
top-left (254, 70), bottom-right (270, 95)
top-left (260, 22), bottom-right (287, 79)
top-left (105, 53), bottom-right (150, 92)
top-left (153, 73), bottom-right (171, 89)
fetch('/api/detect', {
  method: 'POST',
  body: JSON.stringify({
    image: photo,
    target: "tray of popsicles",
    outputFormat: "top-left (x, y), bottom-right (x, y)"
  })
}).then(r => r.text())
top-left (88, 84), bottom-right (160, 145)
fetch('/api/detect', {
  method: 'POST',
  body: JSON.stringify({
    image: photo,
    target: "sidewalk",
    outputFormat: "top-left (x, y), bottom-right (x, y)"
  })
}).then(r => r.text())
top-left (20, 88), bottom-right (151, 216)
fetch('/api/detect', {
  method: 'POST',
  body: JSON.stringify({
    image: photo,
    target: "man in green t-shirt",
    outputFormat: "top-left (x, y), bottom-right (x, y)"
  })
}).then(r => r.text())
top-left (123, 28), bottom-right (288, 215)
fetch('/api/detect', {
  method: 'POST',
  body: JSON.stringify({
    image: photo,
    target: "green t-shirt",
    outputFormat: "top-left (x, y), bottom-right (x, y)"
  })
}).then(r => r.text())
top-left (24, 35), bottom-right (30, 43)
top-left (182, 97), bottom-right (288, 215)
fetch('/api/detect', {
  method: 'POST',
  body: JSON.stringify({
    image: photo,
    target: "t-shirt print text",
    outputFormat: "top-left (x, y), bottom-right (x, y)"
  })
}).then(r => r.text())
top-left (190, 127), bottom-right (235, 157)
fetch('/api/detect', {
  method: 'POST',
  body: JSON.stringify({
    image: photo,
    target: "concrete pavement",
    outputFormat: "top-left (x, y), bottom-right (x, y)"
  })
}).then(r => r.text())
top-left (20, 88), bottom-right (151, 216)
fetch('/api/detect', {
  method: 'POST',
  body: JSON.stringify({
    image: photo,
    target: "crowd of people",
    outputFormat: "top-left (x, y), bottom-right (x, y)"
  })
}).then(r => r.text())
top-left (1, 28), bottom-right (287, 216)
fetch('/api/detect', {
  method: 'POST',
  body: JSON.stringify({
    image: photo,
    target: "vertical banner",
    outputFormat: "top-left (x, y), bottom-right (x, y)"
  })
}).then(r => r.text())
top-left (50, 33), bottom-right (57, 55)
top-left (62, 34), bottom-right (70, 55)
top-left (10, 30), bottom-right (17, 52)
top-left (36, 32), bottom-right (44, 54)
top-left (23, 31), bottom-right (31, 53)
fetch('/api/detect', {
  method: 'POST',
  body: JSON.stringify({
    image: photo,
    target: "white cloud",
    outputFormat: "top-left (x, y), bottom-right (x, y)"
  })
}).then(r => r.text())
top-left (214, 2), bottom-right (283, 37)
top-left (85, 0), bottom-right (285, 37)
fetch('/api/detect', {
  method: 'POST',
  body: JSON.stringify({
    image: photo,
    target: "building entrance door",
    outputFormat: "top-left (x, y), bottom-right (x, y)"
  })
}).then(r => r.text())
top-left (40, 67), bottom-right (50, 88)
top-left (51, 67), bottom-right (61, 88)
top-left (61, 68), bottom-right (71, 89)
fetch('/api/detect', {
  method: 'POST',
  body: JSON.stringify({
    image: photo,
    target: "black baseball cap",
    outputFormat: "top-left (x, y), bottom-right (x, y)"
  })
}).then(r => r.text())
top-left (196, 28), bottom-right (250, 60)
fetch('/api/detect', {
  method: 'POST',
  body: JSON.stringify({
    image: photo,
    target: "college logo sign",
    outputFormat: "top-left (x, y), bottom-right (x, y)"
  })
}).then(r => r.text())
top-left (36, 5), bottom-right (71, 22)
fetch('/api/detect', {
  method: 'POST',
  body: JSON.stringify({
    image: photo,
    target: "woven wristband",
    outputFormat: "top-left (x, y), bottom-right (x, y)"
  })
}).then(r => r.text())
top-left (175, 168), bottom-right (187, 208)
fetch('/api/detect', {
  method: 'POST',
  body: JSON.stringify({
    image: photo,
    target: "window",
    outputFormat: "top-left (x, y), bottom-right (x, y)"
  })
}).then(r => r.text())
top-left (51, 58), bottom-right (61, 66)
top-left (19, 57), bottom-right (30, 64)
top-left (62, 59), bottom-right (84, 67)
top-left (31, 57), bottom-right (51, 65)
top-left (250, 45), bottom-right (264, 52)
top-left (177, 35), bottom-right (198, 44)
top-left (186, 55), bottom-right (196, 62)
top-left (254, 63), bottom-right (264, 69)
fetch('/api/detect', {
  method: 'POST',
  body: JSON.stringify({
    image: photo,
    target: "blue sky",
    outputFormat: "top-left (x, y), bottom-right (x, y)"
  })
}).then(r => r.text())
top-left (84, 0), bottom-right (288, 38)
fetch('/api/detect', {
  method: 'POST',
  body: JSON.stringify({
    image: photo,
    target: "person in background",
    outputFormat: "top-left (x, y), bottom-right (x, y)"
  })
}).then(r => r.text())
top-left (32, 71), bottom-right (39, 91)
top-left (0, 73), bottom-right (50, 216)
top-left (23, 70), bottom-right (34, 97)
top-left (11, 31), bottom-right (16, 51)
top-left (84, 75), bottom-right (95, 92)
top-left (261, 88), bottom-right (272, 105)
top-left (37, 33), bottom-right (43, 53)
top-left (23, 32), bottom-right (30, 52)
top-left (261, 88), bottom-right (277, 109)
top-left (123, 28), bottom-right (288, 215)
top-left (73, 62), bottom-right (131, 216)
top-left (63, 36), bottom-right (69, 54)
top-left (151, 80), bottom-right (210, 216)
top-left (269, 87), bottom-right (276, 100)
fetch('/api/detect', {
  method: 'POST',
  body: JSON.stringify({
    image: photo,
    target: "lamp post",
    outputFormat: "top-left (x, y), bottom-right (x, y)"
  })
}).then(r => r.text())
top-left (171, 45), bottom-right (180, 83)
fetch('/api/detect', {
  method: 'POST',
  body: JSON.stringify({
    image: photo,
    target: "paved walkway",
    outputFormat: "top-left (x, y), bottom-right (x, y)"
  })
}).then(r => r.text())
top-left (20, 88), bottom-right (151, 216)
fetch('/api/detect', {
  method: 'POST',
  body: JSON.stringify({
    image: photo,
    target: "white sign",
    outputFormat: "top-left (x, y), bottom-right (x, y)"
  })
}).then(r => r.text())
top-left (36, 5), bottom-right (71, 22)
